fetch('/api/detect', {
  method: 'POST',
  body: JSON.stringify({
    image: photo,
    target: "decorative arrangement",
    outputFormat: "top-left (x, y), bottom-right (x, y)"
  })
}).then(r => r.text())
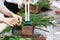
top-left (0, 0), bottom-right (55, 40)
top-left (22, 0), bottom-right (34, 37)
top-left (17, 13), bottom-right (55, 28)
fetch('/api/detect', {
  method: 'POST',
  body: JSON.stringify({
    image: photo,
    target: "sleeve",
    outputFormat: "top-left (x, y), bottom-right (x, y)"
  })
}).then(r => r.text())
top-left (0, 0), bottom-right (5, 9)
top-left (18, 0), bottom-right (23, 9)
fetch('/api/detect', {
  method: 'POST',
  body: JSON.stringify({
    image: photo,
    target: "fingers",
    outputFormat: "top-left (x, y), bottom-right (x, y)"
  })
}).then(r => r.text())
top-left (17, 16), bottom-right (22, 26)
top-left (6, 14), bottom-right (22, 26)
top-left (7, 22), bottom-right (14, 26)
top-left (3, 18), bottom-right (17, 27)
top-left (6, 17), bottom-right (22, 26)
top-left (9, 19), bottom-right (16, 26)
top-left (13, 14), bottom-right (19, 23)
top-left (4, 21), bottom-right (14, 26)
top-left (13, 15), bottom-right (22, 26)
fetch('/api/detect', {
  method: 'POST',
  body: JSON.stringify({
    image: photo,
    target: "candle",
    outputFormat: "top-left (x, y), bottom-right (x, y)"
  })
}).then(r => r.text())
top-left (25, 0), bottom-right (28, 21)
top-left (25, 0), bottom-right (38, 21)
top-left (28, 0), bottom-right (30, 21)
top-left (25, 0), bottom-right (30, 21)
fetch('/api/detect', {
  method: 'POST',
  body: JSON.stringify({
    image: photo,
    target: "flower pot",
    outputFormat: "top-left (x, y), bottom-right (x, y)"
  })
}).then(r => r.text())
top-left (22, 26), bottom-right (34, 38)
top-left (38, 35), bottom-right (46, 40)
top-left (55, 10), bottom-right (60, 15)
top-left (30, 6), bottom-right (41, 14)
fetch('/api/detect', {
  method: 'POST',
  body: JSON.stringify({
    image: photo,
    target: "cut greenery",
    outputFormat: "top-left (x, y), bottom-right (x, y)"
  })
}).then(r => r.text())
top-left (17, 13), bottom-right (55, 28)
top-left (31, 0), bottom-right (51, 11)
top-left (0, 35), bottom-right (32, 40)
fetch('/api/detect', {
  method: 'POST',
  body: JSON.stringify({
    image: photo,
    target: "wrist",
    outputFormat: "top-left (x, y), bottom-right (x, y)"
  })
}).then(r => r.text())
top-left (9, 12), bottom-right (15, 17)
top-left (0, 18), bottom-right (5, 23)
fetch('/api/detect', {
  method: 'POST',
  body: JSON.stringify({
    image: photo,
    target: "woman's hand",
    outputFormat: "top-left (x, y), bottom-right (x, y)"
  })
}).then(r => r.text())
top-left (3, 18), bottom-right (17, 27)
top-left (12, 14), bottom-right (22, 26)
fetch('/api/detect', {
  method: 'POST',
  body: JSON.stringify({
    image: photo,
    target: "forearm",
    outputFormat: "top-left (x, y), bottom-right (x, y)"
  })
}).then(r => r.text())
top-left (0, 1), bottom-right (15, 17)
top-left (0, 6), bottom-right (14, 17)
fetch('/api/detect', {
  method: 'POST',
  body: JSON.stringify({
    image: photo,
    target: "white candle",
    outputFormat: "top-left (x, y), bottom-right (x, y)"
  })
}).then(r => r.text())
top-left (25, 0), bottom-right (38, 21)
top-left (25, 0), bottom-right (28, 21)
top-left (28, 0), bottom-right (30, 21)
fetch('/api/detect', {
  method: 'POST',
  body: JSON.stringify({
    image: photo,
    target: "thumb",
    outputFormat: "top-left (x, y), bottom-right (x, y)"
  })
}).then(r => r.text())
top-left (12, 14), bottom-right (19, 23)
top-left (17, 16), bottom-right (22, 26)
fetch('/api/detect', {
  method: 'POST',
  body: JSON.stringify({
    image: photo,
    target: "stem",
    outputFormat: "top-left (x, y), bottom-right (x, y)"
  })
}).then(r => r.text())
top-left (35, 27), bottom-right (49, 32)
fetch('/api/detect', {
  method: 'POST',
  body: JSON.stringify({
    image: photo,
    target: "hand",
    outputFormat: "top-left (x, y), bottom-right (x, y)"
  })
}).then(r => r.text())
top-left (12, 14), bottom-right (22, 26)
top-left (22, 0), bottom-right (28, 5)
top-left (22, 0), bottom-right (35, 5)
top-left (3, 18), bottom-right (17, 26)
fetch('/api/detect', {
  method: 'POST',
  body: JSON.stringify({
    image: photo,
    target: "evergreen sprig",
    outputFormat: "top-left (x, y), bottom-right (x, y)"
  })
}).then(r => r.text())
top-left (17, 13), bottom-right (55, 28)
